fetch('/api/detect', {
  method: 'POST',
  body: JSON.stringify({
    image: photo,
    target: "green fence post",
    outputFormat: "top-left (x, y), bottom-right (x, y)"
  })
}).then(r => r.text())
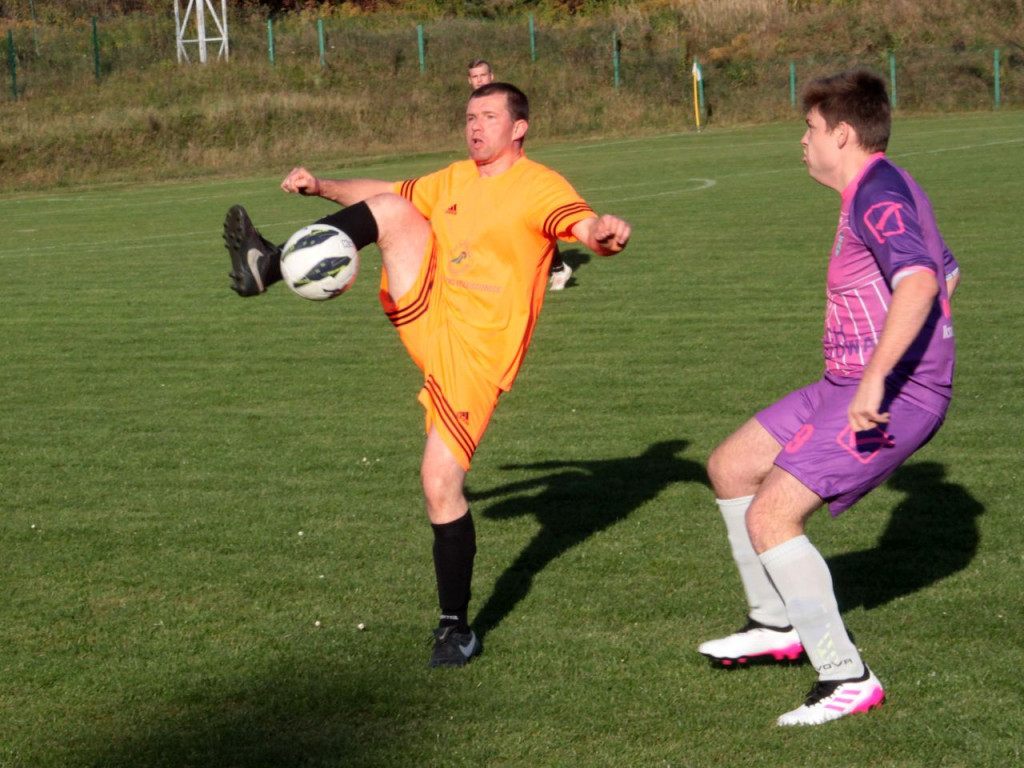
top-left (529, 14), bottom-right (536, 62)
top-left (889, 53), bottom-right (897, 109)
top-left (417, 24), bottom-right (425, 73)
top-left (7, 30), bottom-right (16, 101)
top-left (612, 31), bottom-right (620, 89)
top-left (268, 18), bottom-right (275, 66)
top-left (317, 19), bottom-right (325, 68)
top-left (789, 60), bottom-right (796, 108)
top-left (92, 17), bottom-right (101, 83)
top-left (994, 48), bottom-right (1001, 109)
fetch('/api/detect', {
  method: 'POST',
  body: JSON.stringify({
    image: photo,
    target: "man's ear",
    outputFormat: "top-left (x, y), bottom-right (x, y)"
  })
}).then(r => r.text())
top-left (513, 119), bottom-right (528, 141)
top-left (835, 121), bottom-right (853, 149)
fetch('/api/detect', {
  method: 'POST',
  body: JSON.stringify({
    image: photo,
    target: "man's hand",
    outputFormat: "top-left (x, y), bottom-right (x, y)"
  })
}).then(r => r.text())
top-left (594, 214), bottom-right (631, 253)
top-left (575, 214), bottom-right (631, 256)
top-left (848, 270), bottom-right (939, 434)
top-left (848, 374), bottom-right (889, 433)
top-left (281, 167), bottom-right (321, 197)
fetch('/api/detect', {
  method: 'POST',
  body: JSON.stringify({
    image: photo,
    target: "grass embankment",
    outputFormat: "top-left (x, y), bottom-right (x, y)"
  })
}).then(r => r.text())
top-left (0, 0), bottom-right (1021, 192)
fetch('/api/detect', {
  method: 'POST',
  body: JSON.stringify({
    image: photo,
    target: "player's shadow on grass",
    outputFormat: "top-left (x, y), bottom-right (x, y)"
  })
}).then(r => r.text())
top-left (830, 461), bottom-right (984, 612)
top-left (88, 659), bottom-right (451, 768)
top-left (467, 439), bottom-right (708, 639)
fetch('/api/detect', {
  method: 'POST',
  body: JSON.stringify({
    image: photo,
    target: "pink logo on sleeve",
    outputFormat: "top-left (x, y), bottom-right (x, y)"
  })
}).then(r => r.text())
top-left (863, 201), bottom-right (906, 244)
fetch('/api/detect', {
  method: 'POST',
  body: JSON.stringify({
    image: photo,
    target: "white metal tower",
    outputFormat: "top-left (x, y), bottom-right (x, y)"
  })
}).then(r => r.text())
top-left (174, 0), bottom-right (229, 64)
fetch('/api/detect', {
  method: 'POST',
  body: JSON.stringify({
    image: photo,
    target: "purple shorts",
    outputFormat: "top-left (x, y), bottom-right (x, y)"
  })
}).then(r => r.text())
top-left (756, 377), bottom-right (946, 517)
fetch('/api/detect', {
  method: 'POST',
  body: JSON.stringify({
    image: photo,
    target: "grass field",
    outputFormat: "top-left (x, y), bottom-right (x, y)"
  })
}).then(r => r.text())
top-left (1, 110), bottom-right (1022, 767)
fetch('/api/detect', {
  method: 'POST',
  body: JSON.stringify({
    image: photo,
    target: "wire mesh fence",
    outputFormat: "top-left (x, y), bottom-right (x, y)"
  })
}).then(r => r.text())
top-left (2, 11), bottom-right (1017, 120)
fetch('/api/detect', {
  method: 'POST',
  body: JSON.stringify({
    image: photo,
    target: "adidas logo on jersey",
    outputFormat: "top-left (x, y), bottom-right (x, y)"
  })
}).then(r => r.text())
top-left (446, 204), bottom-right (458, 215)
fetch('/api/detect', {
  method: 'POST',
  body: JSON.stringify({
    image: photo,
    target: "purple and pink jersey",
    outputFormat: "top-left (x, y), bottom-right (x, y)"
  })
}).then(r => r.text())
top-left (760, 155), bottom-right (958, 514)
top-left (824, 154), bottom-right (958, 417)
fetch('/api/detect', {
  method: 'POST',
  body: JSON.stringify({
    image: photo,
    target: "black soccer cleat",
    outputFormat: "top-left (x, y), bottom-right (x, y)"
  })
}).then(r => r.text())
top-left (428, 625), bottom-right (482, 669)
top-left (223, 204), bottom-right (282, 296)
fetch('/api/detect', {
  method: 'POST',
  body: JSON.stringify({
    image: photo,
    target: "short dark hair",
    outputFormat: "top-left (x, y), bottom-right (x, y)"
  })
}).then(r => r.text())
top-left (802, 69), bottom-right (891, 153)
top-left (470, 82), bottom-right (529, 123)
top-left (467, 58), bottom-right (491, 71)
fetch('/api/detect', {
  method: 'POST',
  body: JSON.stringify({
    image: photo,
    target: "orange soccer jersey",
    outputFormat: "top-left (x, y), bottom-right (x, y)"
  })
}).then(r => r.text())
top-left (380, 155), bottom-right (595, 469)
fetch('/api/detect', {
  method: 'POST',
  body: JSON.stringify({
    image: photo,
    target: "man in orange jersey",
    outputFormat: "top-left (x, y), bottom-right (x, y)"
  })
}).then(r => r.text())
top-left (465, 58), bottom-right (574, 290)
top-left (223, 82), bottom-right (631, 668)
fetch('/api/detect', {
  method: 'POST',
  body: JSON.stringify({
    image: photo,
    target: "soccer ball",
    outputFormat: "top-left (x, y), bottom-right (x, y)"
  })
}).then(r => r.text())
top-left (280, 224), bottom-right (359, 301)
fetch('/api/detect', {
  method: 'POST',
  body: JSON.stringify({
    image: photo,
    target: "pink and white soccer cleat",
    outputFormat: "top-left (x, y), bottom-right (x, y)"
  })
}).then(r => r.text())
top-left (698, 618), bottom-right (806, 667)
top-left (777, 668), bottom-right (885, 726)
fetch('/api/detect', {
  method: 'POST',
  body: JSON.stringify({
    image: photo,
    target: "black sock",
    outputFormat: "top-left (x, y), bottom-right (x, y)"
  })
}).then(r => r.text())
top-left (315, 201), bottom-right (380, 251)
top-left (550, 248), bottom-right (565, 273)
top-left (265, 250), bottom-right (283, 284)
top-left (431, 510), bottom-right (476, 631)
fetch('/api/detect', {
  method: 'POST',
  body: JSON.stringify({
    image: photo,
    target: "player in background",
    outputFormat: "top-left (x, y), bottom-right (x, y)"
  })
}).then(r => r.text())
top-left (698, 69), bottom-right (960, 726)
top-left (466, 59), bottom-right (574, 292)
top-left (223, 82), bottom-right (631, 668)
top-left (466, 58), bottom-right (494, 90)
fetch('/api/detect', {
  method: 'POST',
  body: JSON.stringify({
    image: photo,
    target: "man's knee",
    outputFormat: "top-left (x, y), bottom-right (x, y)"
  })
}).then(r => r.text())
top-left (745, 469), bottom-right (821, 552)
top-left (707, 439), bottom-right (768, 499)
top-left (421, 432), bottom-right (468, 523)
top-left (421, 471), bottom-right (468, 523)
top-left (366, 193), bottom-right (425, 239)
top-left (706, 442), bottom-right (732, 492)
top-left (366, 193), bottom-right (431, 301)
top-left (421, 470), bottom-right (449, 507)
top-left (709, 420), bottom-right (781, 499)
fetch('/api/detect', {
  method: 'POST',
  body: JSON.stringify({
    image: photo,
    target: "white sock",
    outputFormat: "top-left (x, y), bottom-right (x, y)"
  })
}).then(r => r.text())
top-left (717, 497), bottom-right (789, 628)
top-left (759, 535), bottom-right (865, 681)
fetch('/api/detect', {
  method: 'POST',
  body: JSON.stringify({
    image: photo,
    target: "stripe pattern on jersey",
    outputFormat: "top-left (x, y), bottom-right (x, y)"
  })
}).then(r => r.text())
top-left (825, 273), bottom-right (887, 374)
top-left (543, 202), bottom-right (593, 239)
top-left (423, 374), bottom-right (477, 464)
top-left (397, 178), bottom-right (418, 200)
top-left (386, 241), bottom-right (438, 329)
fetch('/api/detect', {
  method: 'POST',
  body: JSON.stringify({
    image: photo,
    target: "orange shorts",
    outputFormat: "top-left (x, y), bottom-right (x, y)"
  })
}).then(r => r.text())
top-left (379, 238), bottom-right (501, 471)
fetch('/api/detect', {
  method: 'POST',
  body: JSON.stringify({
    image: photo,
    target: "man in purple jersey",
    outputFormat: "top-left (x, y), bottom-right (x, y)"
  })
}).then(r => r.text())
top-left (698, 69), bottom-right (960, 727)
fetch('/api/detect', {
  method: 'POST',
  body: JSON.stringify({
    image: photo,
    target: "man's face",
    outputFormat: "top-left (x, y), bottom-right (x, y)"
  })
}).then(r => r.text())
top-left (467, 65), bottom-right (493, 89)
top-left (801, 106), bottom-right (843, 187)
top-left (465, 92), bottom-right (525, 168)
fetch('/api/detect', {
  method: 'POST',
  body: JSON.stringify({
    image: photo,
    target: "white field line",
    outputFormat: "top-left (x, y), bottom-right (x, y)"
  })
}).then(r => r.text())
top-left (1, 133), bottom-right (1020, 259)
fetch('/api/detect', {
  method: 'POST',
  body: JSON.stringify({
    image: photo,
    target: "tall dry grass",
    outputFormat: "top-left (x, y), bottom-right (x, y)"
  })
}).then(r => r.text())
top-left (0, 0), bottom-right (1020, 192)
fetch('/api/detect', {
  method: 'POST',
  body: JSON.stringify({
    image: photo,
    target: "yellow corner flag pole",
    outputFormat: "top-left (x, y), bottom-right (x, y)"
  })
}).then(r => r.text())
top-left (692, 58), bottom-right (702, 132)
